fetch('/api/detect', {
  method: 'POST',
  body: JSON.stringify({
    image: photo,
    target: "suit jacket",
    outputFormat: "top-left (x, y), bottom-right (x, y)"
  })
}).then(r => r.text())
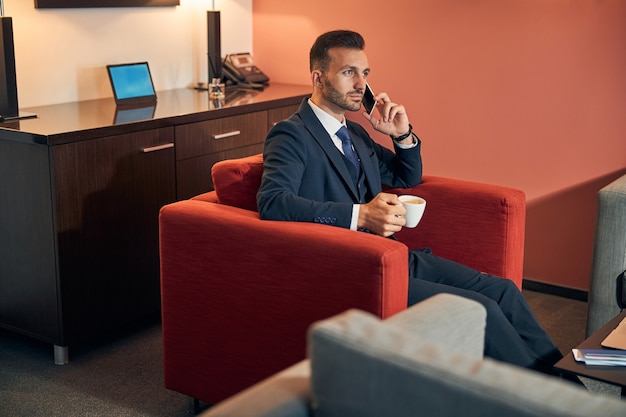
top-left (257, 98), bottom-right (423, 229)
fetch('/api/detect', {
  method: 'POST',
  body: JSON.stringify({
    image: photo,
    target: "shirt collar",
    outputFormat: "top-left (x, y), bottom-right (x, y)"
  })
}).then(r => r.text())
top-left (308, 99), bottom-right (345, 137)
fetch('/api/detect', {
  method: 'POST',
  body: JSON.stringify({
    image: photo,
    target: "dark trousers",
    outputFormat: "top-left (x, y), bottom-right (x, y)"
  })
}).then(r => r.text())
top-left (407, 249), bottom-right (563, 370)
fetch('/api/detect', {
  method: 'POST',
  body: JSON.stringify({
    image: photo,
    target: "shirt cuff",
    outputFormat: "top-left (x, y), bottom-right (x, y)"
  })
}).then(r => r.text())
top-left (394, 133), bottom-right (419, 149)
top-left (350, 204), bottom-right (360, 230)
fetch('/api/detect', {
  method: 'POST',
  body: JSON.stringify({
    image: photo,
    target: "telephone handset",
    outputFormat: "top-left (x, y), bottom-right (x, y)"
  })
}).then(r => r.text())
top-left (222, 53), bottom-right (270, 87)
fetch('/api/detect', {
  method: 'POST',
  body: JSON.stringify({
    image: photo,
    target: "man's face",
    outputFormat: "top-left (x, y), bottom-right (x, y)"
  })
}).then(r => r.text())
top-left (317, 47), bottom-right (370, 114)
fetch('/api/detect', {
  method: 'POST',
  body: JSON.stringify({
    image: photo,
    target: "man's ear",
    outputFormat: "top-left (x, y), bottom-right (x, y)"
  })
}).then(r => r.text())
top-left (311, 70), bottom-right (323, 88)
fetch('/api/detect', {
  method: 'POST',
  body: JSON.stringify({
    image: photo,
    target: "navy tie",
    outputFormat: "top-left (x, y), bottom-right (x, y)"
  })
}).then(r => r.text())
top-left (336, 126), bottom-right (360, 182)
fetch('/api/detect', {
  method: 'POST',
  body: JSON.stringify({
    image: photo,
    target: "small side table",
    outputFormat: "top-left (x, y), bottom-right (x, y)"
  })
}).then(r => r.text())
top-left (554, 310), bottom-right (626, 397)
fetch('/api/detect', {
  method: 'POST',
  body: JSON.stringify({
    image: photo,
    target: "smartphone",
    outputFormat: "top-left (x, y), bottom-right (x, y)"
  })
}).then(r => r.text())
top-left (362, 83), bottom-right (376, 115)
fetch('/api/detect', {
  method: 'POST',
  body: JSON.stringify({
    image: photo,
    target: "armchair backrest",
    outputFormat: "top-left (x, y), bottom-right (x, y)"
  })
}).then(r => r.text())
top-left (211, 154), bottom-right (264, 212)
top-left (207, 153), bottom-right (526, 287)
top-left (586, 173), bottom-right (626, 336)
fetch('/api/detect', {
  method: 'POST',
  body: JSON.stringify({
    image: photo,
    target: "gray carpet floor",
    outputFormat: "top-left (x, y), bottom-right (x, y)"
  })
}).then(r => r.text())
top-left (0, 289), bottom-right (621, 416)
top-left (0, 320), bottom-right (189, 417)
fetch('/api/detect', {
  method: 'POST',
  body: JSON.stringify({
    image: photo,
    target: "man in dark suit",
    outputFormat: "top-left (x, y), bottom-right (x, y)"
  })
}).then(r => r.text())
top-left (258, 29), bottom-right (570, 379)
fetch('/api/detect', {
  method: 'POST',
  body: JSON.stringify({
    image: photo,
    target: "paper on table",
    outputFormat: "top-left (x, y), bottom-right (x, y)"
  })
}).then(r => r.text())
top-left (601, 316), bottom-right (626, 350)
top-left (573, 348), bottom-right (626, 366)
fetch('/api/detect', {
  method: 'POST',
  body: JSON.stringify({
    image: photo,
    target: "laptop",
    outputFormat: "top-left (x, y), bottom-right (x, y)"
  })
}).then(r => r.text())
top-left (106, 62), bottom-right (157, 107)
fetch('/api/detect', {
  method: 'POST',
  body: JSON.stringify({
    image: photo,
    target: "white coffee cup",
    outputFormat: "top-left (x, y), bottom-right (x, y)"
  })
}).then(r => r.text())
top-left (398, 195), bottom-right (426, 228)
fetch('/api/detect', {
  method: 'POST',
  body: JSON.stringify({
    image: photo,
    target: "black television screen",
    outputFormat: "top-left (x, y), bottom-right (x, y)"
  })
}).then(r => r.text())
top-left (35, 0), bottom-right (179, 8)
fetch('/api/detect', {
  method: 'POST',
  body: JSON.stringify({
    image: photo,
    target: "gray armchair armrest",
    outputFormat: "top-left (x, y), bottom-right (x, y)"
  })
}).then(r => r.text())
top-left (384, 293), bottom-right (486, 359)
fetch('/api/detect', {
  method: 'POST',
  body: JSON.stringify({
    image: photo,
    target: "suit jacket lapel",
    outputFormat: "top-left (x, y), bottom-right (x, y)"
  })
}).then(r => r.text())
top-left (298, 102), bottom-right (360, 200)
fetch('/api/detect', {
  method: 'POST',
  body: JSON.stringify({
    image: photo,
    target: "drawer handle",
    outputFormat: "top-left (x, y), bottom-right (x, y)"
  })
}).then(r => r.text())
top-left (212, 130), bottom-right (241, 140)
top-left (141, 143), bottom-right (174, 153)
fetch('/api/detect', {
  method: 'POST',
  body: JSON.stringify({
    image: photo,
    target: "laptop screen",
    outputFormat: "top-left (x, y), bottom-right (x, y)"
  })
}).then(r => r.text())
top-left (107, 62), bottom-right (157, 106)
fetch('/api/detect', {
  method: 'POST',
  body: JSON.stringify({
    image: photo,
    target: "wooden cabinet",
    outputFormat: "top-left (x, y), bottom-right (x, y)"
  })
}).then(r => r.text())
top-left (268, 105), bottom-right (300, 127)
top-left (0, 85), bottom-right (309, 362)
top-left (176, 111), bottom-right (267, 199)
top-left (0, 128), bottom-right (176, 363)
top-left (0, 139), bottom-right (59, 343)
top-left (51, 129), bottom-right (176, 343)
top-left (175, 104), bottom-right (299, 199)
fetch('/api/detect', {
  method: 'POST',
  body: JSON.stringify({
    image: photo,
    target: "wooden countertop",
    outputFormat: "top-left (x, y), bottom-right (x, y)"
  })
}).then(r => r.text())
top-left (0, 83), bottom-right (311, 146)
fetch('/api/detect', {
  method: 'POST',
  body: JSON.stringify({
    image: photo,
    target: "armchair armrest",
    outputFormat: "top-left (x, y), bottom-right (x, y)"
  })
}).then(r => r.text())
top-left (159, 200), bottom-right (409, 403)
top-left (198, 361), bottom-right (311, 417)
top-left (192, 190), bottom-right (218, 203)
top-left (385, 175), bottom-right (526, 287)
top-left (384, 293), bottom-right (486, 359)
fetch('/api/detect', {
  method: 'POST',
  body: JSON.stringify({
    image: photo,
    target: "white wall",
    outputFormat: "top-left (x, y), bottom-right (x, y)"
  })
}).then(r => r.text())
top-left (6, 0), bottom-right (252, 107)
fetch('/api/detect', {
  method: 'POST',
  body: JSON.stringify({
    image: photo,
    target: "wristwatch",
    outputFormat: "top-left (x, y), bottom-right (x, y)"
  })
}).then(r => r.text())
top-left (391, 124), bottom-right (413, 142)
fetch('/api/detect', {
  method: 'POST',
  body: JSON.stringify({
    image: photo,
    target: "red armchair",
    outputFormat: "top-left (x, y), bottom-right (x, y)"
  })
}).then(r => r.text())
top-left (159, 153), bottom-right (526, 405)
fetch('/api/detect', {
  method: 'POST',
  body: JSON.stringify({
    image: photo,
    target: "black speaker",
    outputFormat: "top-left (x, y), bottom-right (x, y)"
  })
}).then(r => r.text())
top-left (0, 17), bottom-right (18, 118)
top-left (207, 11), bottom-right (221, 82)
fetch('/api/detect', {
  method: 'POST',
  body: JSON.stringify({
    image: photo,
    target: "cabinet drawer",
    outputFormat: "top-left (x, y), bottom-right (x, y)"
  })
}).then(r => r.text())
top-left (175, 112), bottom-right (267, 160)
top-left (176, 143), bottom-right (265, 199)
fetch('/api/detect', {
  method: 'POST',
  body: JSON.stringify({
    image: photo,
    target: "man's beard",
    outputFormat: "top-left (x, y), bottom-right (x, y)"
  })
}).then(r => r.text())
top-left (323, 78), bottom-right (362, 112)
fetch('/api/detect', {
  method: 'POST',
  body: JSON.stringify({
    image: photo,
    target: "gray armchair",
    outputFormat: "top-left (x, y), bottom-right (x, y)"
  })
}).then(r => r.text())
top-left (586, 173), bottom-right (626, 336)
top-left (201, 294), bottom-right (626, 417)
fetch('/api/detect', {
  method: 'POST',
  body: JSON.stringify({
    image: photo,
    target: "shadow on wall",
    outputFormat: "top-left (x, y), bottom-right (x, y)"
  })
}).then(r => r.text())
top-left (524, 168), bottom-right (626, 291)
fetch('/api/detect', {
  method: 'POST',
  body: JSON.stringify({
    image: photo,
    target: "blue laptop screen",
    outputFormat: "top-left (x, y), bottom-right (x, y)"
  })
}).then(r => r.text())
top-left (107, 62), bottom-right (156, 104)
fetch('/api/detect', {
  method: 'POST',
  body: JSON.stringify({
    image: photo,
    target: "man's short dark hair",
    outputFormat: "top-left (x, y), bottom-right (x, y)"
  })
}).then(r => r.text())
top-left (310, 30), bottom-right (365, 72)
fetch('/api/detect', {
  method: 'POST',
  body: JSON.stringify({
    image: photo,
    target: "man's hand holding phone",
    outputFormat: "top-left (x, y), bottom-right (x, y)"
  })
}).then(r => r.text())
top-left (362, 84), bottom-right (412, 141)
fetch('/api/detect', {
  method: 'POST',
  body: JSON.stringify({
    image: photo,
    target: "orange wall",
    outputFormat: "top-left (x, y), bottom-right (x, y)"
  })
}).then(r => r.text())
top-left (252, 0), bottom-right (626, 291)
